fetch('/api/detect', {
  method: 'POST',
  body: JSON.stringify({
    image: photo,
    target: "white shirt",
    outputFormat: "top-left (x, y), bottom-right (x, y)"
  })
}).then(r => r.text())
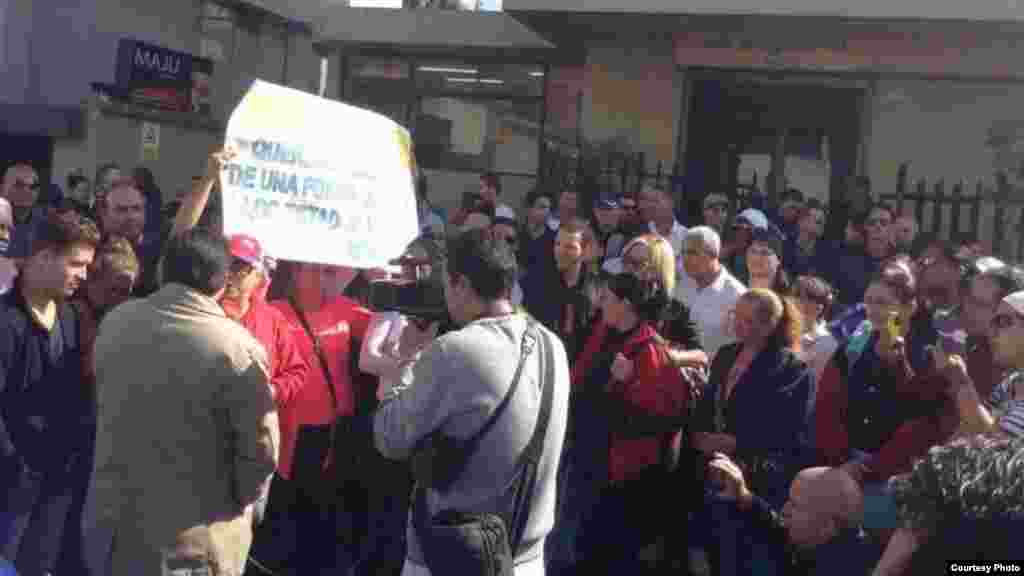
top-left (547, 217), bottom-right (560, 232)
top-left (649, 220), bottom-right (688, 261)
top-left (359, 311), bottom-right (410, 401)
top-left (495, 203), bottom-right (517, 221)
top-left (674, 266), bottom-right (746, 359)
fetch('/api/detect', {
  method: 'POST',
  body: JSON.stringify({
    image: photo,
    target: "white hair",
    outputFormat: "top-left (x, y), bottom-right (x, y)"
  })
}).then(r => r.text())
top-left (686, 226), bottom-right (721, 258)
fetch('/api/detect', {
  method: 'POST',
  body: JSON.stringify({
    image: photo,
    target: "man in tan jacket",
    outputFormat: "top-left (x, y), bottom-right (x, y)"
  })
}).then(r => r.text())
top-left (85, 229), bottom-right (279, 576)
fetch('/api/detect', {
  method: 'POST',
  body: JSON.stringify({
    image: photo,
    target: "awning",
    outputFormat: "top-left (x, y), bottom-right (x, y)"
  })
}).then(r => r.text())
top-left (313, 7), bottom-right (556, 59)
top-left (0, 104), bottom-right (85, 139)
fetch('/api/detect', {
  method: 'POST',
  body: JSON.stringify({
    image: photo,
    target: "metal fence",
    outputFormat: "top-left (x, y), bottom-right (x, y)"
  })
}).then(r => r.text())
top-left (880, 163), bottom-right (1024, 262)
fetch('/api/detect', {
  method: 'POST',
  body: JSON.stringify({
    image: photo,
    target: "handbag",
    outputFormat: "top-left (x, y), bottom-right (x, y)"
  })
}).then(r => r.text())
top-left (412, 321), bottom-right (552, 576)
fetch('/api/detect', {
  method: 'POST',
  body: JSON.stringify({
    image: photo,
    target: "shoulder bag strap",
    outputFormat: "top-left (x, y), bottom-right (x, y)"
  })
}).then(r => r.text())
top-left (506, 322), bottom-right (553, 553)
top-left (413, 320), bottom-right (547, 542)
top-left (288, 296), bottom-right (338, 407)
top-left (458, 321), bottom-right (539, 458)
top-left (288, 296), bottom-right (339, 472)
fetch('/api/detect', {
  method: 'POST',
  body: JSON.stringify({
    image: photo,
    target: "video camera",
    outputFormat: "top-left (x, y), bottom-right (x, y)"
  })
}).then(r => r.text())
top-left (367, 236), bottom-right (450, 323)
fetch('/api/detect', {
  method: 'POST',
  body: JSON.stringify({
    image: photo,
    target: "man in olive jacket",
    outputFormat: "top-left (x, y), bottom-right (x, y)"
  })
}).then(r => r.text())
top-left (84, 229), bottom-right (279, 576)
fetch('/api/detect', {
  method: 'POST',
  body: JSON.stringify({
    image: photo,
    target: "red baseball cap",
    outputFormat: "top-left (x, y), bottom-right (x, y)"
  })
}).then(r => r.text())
top-left (227, 234), bottom-right (265, 271)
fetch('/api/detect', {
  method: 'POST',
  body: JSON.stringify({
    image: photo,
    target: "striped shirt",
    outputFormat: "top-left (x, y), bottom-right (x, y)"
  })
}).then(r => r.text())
top-left (989, 371), bottom-right (1024, 438)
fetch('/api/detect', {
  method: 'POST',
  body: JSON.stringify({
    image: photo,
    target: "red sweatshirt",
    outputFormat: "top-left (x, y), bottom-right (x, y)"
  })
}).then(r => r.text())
top-left (270, 295), bottom-right (372, 479)
top-left (236, 301), bottom-right (310, 407)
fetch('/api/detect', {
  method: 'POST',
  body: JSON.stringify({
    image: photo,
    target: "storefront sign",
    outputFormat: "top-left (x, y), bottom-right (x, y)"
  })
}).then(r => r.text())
top-left (140, 122), bottom-right (160, 162)
top-left (221, 80), bottom-right (419, 268)
top-left (115, 39), bottom-right (213, 114)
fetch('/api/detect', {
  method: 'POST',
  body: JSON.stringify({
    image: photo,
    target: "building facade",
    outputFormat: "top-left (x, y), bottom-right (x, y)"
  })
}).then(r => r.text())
top-left (509, 1), bottom-right (1024, 239)
top-left (1, 0), bottom-right (322, 205)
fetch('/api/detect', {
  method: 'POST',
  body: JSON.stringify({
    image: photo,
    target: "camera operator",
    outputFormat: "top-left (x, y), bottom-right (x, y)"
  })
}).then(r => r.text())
top-left (367, 228), bottom-right (570, 576)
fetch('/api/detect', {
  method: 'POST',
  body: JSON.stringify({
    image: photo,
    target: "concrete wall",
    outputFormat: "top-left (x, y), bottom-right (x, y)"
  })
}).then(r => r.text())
top-left (582, 42), bottom-right (681, 170)
top-left (867, 78), bottom-right (1024, 252)
top-left (869, 79), bottom-right (1024, 191)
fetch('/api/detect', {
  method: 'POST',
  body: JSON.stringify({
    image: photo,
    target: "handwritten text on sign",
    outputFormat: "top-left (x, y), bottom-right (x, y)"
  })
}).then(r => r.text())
top-left (221, 80), bottom-right (418, 268)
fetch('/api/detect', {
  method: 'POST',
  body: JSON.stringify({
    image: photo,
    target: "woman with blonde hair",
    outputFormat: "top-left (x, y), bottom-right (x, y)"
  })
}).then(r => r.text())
top-left (688, 288), bottom-right (815, 575)
top-left (691, 288), bottom-right (815, 504)
top-left (615, 233), bottom-right (705, 365)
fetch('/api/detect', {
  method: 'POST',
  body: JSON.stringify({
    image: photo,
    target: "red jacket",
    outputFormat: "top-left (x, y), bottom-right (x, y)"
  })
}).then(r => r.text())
top-left (237, 301), bottom-right (309, 408)
top-left (270, 296), bottom-right (372, 479)
top-left (573, 322), bottom-right (686, 484)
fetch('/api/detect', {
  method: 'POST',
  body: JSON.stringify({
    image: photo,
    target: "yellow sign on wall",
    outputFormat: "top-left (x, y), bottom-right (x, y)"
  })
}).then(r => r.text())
top-left (141, 122), bottom-right (160, 162)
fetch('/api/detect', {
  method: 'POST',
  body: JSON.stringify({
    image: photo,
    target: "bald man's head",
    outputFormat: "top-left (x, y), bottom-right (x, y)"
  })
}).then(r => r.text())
top-left (782, 467), bottom-right (863, 549)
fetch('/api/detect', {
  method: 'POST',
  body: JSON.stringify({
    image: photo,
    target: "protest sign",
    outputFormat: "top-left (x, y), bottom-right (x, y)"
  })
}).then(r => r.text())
top-left (221, 79), bottom-right (419, 268)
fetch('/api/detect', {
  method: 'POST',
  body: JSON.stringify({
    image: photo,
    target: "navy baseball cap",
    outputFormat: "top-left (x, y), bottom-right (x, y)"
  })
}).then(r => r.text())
top-left (594, 193), bottom-right (620, 210)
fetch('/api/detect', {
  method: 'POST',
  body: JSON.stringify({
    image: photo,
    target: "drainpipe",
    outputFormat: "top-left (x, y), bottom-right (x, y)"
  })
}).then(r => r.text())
top-left (281, 25), bottom-right (290, 85)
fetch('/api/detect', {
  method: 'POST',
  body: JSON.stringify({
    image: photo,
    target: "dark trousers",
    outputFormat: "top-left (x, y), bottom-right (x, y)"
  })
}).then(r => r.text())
top-left (573, 465), bottom-right (687, 575)
top-left (349, 487), bottom-right (408, 576)
top-left (2, 456), bottom-right (91, 576)
top-left (245, 474), bottom-right (354, 576)
top-left (690, 490), bottom-right (784, 576)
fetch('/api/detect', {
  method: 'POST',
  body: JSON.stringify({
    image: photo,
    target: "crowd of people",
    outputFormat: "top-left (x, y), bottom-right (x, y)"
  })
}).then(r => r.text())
top-left (0, 153), bottom-right (1023, 576)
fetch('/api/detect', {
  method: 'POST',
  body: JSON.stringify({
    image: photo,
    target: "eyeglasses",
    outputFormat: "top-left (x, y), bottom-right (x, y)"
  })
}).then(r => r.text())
top-left (865, 218), bottom-right (891, 228)
top-left (14, 179), bottom-right (39, 191)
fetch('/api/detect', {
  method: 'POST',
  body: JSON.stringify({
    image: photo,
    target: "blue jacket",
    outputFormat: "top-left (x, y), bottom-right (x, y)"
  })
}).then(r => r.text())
top-left (693, 343), bottom-right (816, 507)
top-left (0, 286), bottom-right (93, 574)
